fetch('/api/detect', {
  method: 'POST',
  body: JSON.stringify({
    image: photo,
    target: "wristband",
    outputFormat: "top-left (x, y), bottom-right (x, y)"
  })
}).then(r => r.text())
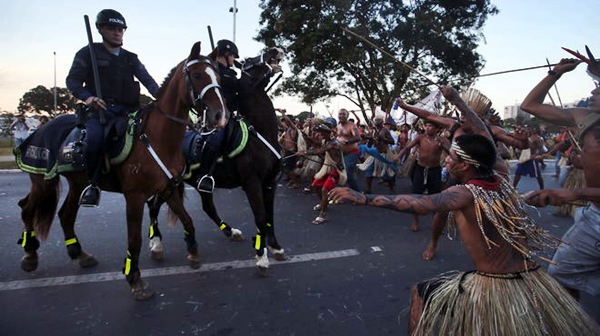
top-left (547, 70), bottom-right (561, 79)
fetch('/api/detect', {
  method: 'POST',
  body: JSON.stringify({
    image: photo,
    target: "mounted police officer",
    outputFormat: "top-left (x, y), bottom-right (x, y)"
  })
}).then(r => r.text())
top-left (196, 39), bottom-right (240, 193)
top-left (66, 9), bottom-right (159, 206)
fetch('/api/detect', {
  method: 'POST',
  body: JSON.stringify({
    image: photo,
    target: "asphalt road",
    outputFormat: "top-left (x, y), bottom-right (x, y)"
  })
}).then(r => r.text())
top-left (0, 163), bottom-right (597, 336)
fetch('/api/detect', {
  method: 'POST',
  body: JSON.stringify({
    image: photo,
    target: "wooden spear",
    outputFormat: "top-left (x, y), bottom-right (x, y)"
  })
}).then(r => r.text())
top-left (341, 26), bottom-right (441, 88)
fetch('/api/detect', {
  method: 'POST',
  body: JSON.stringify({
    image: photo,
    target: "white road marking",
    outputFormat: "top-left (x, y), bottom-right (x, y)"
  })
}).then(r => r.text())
top-left (0, 249), bottom-right (360, 292)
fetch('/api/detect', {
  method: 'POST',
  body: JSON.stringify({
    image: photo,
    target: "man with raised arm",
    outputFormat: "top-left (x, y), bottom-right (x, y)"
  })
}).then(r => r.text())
top-left (336, 108), bottom-right (363, 192)
top-left (520, 55), bottom-right (600, 300)
top-left (395, 87), bottom-right (529, 260)
top-left (329, 132), bottom-right (598, 335)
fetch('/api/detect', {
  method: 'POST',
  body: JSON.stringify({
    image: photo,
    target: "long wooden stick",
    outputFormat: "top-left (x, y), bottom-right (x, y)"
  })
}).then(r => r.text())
top-left (477, 63), bottom-right (561, 78)
top-left (546, 58), bottom-right (563, 107)
top-left (341, 26), bottom-right (440, 88)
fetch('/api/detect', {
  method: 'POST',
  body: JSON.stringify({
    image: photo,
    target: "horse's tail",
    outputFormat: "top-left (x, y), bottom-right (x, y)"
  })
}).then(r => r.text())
top-left (18, 176), bottom-right (60, 240)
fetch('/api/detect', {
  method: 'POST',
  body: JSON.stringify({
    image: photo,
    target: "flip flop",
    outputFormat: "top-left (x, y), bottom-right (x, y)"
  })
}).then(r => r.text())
top-left (312, 216), bottom-right (327, 225)
top-left (313, 204), bottom-right (322, 211)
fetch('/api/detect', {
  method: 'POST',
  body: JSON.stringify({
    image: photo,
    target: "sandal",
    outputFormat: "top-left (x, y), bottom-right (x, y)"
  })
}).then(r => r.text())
top-left (313, 204), bottom-right (322, 211)
top-left (312, 216), bottom-right (327, 225)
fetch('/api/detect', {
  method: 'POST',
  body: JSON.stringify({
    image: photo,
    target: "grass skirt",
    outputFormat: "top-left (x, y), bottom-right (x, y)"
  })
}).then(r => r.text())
top-left (413, 268), bottom-right (600, 335)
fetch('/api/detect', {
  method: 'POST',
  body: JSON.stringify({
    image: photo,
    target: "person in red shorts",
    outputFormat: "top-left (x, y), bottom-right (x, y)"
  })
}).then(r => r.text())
top-left (298, 123), bottom-right (347, 225)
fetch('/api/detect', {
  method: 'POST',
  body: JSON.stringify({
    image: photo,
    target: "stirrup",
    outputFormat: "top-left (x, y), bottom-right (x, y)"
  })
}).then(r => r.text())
top-left (196, 175), bottom-right (215, 193)
top-left (79, 185), bottom-right (101, 207)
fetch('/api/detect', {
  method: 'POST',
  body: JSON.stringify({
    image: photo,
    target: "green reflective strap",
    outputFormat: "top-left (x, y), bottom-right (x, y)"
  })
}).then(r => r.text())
top-left (124, 257), bottom-right (132, 275)
top-left (149, 225), bottom-right (155, 238)
top-left (219, 223), bottom-right (227, 231)
top-left (20, 231), bottom-right (27, 247)
top-left (254, 234), bottom-right (262, 250)
top-left (65, 237), bottom-right (78, 246)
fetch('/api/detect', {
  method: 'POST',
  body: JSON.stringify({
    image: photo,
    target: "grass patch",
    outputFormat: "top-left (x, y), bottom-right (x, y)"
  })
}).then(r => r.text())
top-left (0, 147), bottom-right (13, 156)
top-left (0, 160), bottom-right (17, 170)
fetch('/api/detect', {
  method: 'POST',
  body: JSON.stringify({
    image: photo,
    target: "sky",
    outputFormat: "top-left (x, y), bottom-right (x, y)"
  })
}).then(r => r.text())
top-left (1, 0), bottom-right (599, 117)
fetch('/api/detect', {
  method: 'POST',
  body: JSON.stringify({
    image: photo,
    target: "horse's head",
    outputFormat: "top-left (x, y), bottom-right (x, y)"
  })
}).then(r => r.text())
top-left (181, 42), bottom-right (228, 129)
top-left (240, 47), bottom-right (285, 88)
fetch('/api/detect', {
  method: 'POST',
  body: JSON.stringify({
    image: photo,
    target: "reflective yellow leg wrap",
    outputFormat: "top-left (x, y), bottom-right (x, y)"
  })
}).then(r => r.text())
top-left (219, 223), bottom-right (227, 231)
top-left (20, 231), bottom-right (36, 248)
top-left (266, 222), bottom-right (272, 228)
top-left (149, 225), bottom-right (155, 239)
top-left (65, 237), bottom-right (78, 246)
top-left (254, 234), bottom-right (262, 250)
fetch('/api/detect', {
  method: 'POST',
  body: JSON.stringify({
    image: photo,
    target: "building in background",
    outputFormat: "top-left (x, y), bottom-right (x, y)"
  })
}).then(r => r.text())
top-left (502, 104), bottom-right (531, 121)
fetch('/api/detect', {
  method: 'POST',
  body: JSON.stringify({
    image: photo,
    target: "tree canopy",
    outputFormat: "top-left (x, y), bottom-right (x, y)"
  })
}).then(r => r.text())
top-left (257, 0), bottom-right (498, 121)
top-left (17, 85), bottom-right (78, 117)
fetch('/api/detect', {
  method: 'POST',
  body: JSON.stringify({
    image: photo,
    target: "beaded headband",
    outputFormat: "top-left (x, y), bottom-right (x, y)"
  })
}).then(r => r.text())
top-left (451, 141), bottom-right (481, 167)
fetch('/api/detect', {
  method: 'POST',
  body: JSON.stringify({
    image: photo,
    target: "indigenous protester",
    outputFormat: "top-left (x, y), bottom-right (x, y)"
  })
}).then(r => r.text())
top-left (520, 54), bottom-right (600, 300)
top-left (10, 113), bottom-right (30, 147)
top-left (513, 125), bottom-right (546, 190)
top-left (329, 133), bottom-right (599, 335)
top-left (297, 118), bottom-right (325, 193)
top-left (393, 119), bottom-right (450, 231)
top-left (38, 115), bottom-right (50, 128)
top-left (298, 123), bottom-right (346, 225)
top-left (395, 87), bottom-right (529, 260)
top-left (337, 109), bottom-right (362, 192)
top-left (278, 109), bottom-right (301, 189)
top-left (66, 9), bottom-right (159, 206)
top-left (358, 116), bottom-right (397, 193)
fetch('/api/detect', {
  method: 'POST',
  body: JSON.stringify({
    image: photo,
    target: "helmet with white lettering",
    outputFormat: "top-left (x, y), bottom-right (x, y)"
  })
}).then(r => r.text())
top-left (96, 9), bottom-right (127, 29)
top-left (216, 39), bottom-right (239, 58)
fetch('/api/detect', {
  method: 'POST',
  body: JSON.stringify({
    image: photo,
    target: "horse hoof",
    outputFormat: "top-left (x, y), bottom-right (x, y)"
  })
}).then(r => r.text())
top-left (256, 266), bottom-right (268, 278)
top-left (229, 233), bottom-right (245, 242)
top-left (151, 250), bottom-right (164, 261)
top-left (131, 280), bottom-right (155, 301)
top-left (272, 252), bottom-right (288, 261)
top-left (187, 253), bottom-right (201, 269)
top-left (20, 253), bottom-right (38, 272)
top-left (78, 252), bottom-right (99, 268)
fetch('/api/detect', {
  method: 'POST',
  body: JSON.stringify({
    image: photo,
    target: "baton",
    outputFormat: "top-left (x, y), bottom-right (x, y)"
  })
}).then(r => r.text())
top-left (84, 15), bottom-right (106, 124)
top-left (207, 26), bottom-right (215, 50)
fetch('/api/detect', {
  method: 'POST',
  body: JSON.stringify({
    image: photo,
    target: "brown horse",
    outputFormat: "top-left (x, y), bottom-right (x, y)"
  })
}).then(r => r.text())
top-left (146, 47), bottom-right (287, 276)
top-left (15, 42), bottom-right (227, 300)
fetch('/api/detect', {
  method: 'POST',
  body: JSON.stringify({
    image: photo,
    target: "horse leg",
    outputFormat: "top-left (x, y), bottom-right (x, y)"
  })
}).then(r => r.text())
top-left (146, 195), bottom-right (165, 261)
top-left (200, 191), bottom-right (244, 241)
top-left (17, 175), bottom-right (60, 272)
top-left (165, 186), bottom-right (201, 269)
top-left (263, 180), bottom-right (286, 261)
top-left (242, 181), bottom-right (271, 277)
top-left (58, 176), bottom-right (98, 268)
top-left (123, 192), bottom-right (154, 301)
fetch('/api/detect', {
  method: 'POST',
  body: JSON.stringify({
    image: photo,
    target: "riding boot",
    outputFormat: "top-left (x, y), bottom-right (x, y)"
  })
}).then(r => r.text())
top-left (196, 147), bottom-right (219, 193)
top-left (79, 154), bottom-right (102, 207)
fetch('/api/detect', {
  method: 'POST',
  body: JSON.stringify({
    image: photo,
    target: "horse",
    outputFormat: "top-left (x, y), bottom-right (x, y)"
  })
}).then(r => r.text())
top-left (14, 42), bottom-right (227, 300)
top-left (146, 47), bottom-right (287, 276)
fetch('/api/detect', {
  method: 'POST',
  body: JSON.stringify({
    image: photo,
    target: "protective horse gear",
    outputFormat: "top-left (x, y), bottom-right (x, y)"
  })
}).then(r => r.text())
top-left (96, 9), bottom-right (127, 29)
top-left (216, 39), bottom-right (239, 58)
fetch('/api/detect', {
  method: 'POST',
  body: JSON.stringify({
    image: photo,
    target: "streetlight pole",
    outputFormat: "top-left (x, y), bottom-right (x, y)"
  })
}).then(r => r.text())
top-left (53, 51), bottom-right (57, 114)
top-left (229, 0), bottom-right (238, 43)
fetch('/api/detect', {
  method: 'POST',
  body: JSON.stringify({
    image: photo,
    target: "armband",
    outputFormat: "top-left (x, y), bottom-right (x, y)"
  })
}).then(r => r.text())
top-left (547, 70), bottom-right (561, 79)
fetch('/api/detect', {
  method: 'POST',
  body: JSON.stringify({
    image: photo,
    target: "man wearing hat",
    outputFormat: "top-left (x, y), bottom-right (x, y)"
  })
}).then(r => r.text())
top-left (521, 50), bottom-right (600, 300)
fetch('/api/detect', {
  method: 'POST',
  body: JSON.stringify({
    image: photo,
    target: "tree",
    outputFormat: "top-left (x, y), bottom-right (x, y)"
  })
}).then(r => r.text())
top-left (18, 85), bottom-right (78, 117)
top-left (257, 0), bottom-right (498, 121)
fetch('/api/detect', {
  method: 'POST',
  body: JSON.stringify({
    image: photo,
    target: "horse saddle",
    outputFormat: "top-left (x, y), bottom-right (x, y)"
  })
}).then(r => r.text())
top-left (14, 112), bottom-right (138, 180)
top-left (181, 117), bottom-right (250, 179)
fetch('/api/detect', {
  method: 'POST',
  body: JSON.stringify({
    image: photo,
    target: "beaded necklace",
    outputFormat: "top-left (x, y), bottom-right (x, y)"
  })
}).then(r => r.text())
top-left (447, 175), bottom-right (563, 264)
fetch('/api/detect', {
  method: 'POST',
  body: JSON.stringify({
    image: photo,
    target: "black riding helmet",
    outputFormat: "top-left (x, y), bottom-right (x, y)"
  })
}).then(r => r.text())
top-left (96, 9), bottom-right (127, 29)
top-left (216, 39), bottom-right (239, 58)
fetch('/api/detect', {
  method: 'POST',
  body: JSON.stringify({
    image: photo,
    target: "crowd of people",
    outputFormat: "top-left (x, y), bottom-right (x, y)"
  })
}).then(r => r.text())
top-left (277, 71), bottom-right (599, 333)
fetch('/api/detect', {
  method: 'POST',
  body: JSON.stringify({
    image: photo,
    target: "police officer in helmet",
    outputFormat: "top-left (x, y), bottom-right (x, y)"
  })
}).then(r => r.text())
top-left (66, 9), bottom-right (159, 206)
top-left (195, 39), bottom-right (240, 193)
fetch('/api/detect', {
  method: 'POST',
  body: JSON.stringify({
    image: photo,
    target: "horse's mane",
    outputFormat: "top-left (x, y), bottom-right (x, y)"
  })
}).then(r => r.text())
top-left (155, 61), bottom-right (184, 100)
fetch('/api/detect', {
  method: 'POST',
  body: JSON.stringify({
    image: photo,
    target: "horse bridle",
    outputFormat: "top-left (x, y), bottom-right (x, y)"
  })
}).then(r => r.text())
top-left (183, 57), bottom-right (223, 129)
